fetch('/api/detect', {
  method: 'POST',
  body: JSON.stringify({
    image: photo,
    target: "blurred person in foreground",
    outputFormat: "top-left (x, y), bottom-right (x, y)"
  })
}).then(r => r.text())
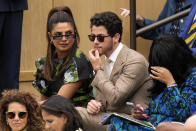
top-left (41, 95), bottom-right (83, 131)
top-left (0, 90), bottom-right (44, 131)
top-left (155, 113), bottom-right (196, 131)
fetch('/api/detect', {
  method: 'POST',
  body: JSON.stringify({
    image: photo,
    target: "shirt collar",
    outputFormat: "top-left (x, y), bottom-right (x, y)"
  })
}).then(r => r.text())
top-left (105, 42), bottom-right (123, 63)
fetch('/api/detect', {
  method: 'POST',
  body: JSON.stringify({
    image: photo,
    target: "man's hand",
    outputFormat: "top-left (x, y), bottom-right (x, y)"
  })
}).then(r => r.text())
top-left (120, 8), bottom-right (130, 17)
top-left (136, 14), bottom-right (145, 26)
top-left (87, 100), bottom-right (102, 114)
top-left (120, 8), bottom-right (144, 26)
top-left (89, 49), bottom-right (102, 70)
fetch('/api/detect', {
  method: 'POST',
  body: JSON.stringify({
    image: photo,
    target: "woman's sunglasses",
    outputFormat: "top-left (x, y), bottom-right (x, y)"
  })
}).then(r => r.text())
top-left (88, 34), bottom-right (110, 42)
top-left (6, 112), bottom-right (28, 119)
top-left (52, 34), bottom-right (76, 40)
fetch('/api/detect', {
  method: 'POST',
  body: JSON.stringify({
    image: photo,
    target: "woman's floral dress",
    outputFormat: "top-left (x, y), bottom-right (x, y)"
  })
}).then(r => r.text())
top-left (33, 49), bottom-right (94, 107)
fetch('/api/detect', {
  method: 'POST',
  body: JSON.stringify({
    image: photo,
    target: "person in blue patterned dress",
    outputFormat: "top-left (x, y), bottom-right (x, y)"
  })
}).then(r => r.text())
top-left (108, 35), bottom-right (196, 131)
top-left (32, 6), bottom-right (94, 107)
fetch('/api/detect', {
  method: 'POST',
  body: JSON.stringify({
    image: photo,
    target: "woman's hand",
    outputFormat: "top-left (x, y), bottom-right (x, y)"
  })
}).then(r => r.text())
top-left (150, 66), bottom-right (176, 87)
top-left (131, 104), bottom-right (149, 119)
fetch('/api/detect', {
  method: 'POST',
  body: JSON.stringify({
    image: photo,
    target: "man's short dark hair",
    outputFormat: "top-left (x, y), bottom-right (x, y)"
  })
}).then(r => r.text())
top-left (90, 11), bottom-right (123, 42)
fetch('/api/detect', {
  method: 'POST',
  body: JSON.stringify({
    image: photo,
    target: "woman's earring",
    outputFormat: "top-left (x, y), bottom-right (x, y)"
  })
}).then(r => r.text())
top-left (7, 121), bottom-right (9, 125)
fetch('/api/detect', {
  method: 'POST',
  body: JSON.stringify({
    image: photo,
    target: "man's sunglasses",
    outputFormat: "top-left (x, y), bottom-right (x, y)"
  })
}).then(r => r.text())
top-left (88, 34), bottom-right (110, 42)
top-left (52, 34), bottom-right (76, 40)
top-left (6, 112), bottom-right (28, 119)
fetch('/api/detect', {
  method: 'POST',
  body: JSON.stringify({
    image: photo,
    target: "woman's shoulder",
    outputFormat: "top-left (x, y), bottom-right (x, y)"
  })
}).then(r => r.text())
top-left (69, 48), bottom-right (93, 81)
top-left (184, 67), bottom-right (196, 86)
top-left (73, 48), bottom-right (90, 64)
top-left (74, 48), bottom-right (87, 59)
top-left (189, 67), bottom-right (196, 76)
top-left (191, 67), bottom-right (196, 72)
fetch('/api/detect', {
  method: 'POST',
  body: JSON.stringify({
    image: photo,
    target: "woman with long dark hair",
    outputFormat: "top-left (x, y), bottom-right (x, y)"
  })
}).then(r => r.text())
top-left (107, 35), bottom-right (196, 131)
top-left (41, 95), bottom-right (84, 131)
top-left (32, 6), bottom-right (93, 107)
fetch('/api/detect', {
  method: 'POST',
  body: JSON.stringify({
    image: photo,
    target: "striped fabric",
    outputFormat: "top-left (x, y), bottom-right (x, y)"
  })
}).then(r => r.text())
top-left (179, 1), bottom-right (196, 52)
top-left (185, 15), bottom-right (196, 48)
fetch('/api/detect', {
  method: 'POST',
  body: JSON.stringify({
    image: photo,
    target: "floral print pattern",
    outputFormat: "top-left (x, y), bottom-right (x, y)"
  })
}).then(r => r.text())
top-left (33, 49), bottom-right (94, 107)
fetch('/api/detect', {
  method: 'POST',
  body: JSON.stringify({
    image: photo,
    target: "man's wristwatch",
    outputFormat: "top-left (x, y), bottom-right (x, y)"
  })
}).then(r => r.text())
top-left (94, 67), bottom-right (104, 74)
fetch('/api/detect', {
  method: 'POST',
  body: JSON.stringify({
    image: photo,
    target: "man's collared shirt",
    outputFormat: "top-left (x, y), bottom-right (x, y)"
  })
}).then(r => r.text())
top-left (105, 42), bottom-right (123, 77)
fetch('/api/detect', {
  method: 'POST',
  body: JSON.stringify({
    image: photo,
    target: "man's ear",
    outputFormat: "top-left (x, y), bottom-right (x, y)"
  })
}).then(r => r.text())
top-left (62, 114), bottom-right (68, 124)
top-left (113, 33), bottom-right (120, 43)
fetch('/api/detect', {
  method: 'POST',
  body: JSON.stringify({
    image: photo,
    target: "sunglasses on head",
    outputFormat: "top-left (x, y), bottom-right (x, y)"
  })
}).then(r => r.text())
top-left (52, 33), bottom-right (76, 40)
top-left (88, 34), bottom-right (110, 42)
top-left (6, 112), bottom-right (27, 119)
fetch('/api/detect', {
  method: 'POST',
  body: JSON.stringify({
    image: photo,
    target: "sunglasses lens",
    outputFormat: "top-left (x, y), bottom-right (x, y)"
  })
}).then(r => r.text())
top-left (6, 112), bottom-right (27, 119)
top-left (6, 112), bottom-right (15, 119)
top-left (53, 35), bottom-right (62, 40)
top-left (97, 36), bottom-right (104, 42)
top-left (88, 35), bottom-right (95, 42)
top-left (88, 35), bottom-right (109, 42)
top-left (53, 34), bottom-right (75, 40)
top-left (18, 112), bottom-right (27, 119)
top-left (65, 34), bottom-right (76, 39)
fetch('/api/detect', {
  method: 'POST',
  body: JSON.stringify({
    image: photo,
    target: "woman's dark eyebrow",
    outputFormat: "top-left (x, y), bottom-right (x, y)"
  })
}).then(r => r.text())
top-left (65, 30), bottom-right (73, 34)
top-left (46, 120), bottom-right (53, 122)
top-left (53, 32), bottom-right (62, 35)
top-left (53, 31), bottom-right (74, 35)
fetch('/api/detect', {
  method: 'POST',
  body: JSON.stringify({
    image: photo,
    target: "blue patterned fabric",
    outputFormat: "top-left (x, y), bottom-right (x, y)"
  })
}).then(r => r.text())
top-left (108, 117), bottom-right (153, 131)
top-left (108, 67), bottom-right (196, 131)
top-left (138, 0), bottom-right (192, 40)
top-left (169, 0), bottom-right (185, 35)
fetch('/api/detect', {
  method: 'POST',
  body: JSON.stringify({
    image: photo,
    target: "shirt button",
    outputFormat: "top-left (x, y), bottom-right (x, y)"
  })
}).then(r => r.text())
top-left (180, 19), bottom-right (184, 23)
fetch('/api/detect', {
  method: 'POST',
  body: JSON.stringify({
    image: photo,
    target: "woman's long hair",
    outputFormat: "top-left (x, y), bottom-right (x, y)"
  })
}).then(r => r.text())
top-left (148, 35), bottom-right (196, 98)
top-left (41, 95), bottom-right (83, 131)
top-left (0, 90), bottom-right (45, 131)
top-left (44, 6), bottom-right (80, 81)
